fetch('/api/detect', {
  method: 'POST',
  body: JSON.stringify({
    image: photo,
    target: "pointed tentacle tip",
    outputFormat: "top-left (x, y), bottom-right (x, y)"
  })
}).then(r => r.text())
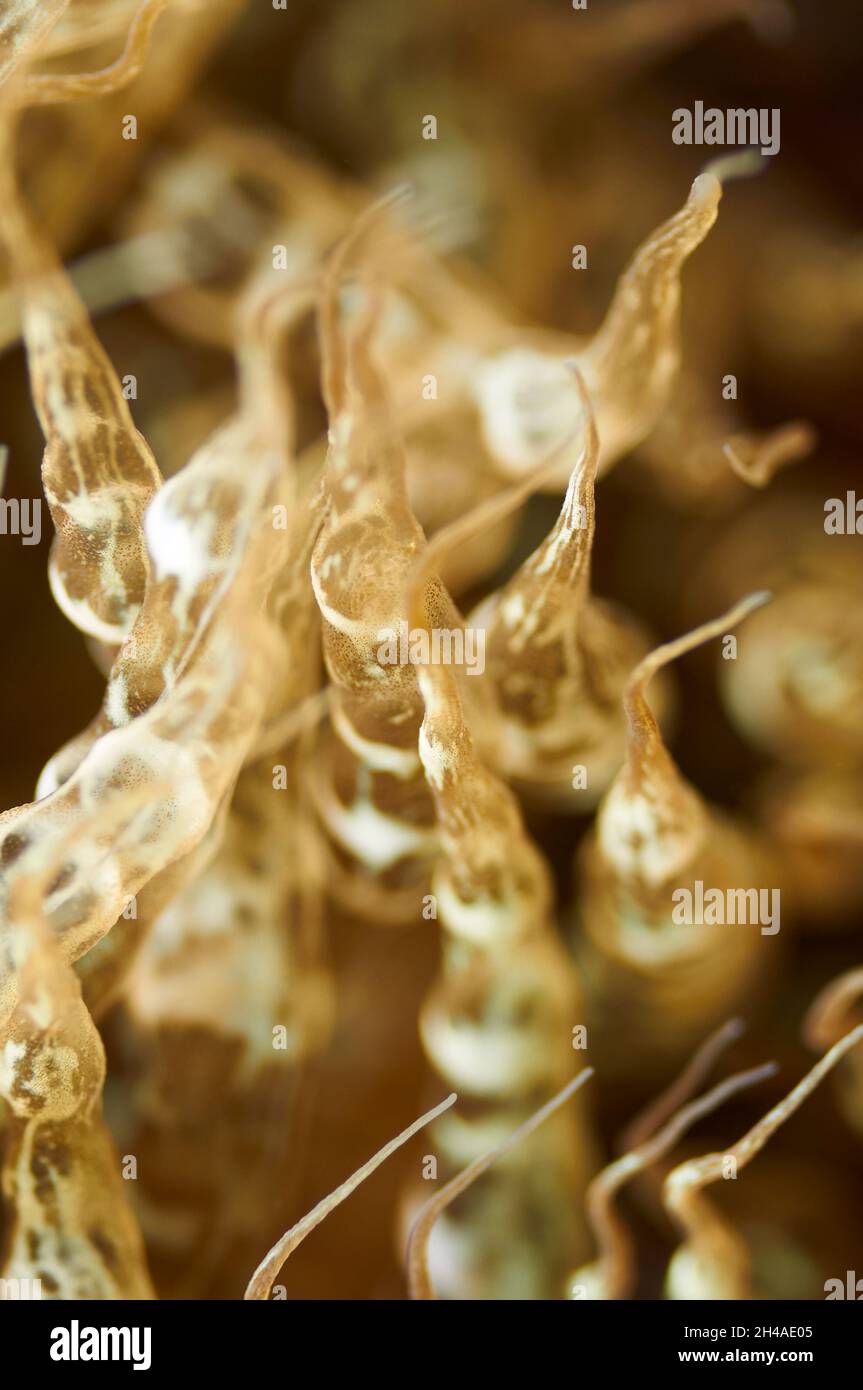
top-left (381, 182), bottom-right (418, 223)
top-left (390, 181), bottom-right (416, 203)
top-left (739, 587), bottom-right (773, 616)
top-left (405, 1068), bottom-right (594, 1300)
top-left (625, 588), bottom-right (772, 709)
top-left (701, 149), bottom-right (769, 189)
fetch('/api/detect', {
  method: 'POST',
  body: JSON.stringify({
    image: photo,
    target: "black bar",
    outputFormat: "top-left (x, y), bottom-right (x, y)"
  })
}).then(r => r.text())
top-left (5, 1296), bottom-right (858, 1376)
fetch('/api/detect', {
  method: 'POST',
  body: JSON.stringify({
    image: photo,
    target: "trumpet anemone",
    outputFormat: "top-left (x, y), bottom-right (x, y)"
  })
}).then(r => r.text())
top-left (0, 0), bottom-right (860, 1308)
